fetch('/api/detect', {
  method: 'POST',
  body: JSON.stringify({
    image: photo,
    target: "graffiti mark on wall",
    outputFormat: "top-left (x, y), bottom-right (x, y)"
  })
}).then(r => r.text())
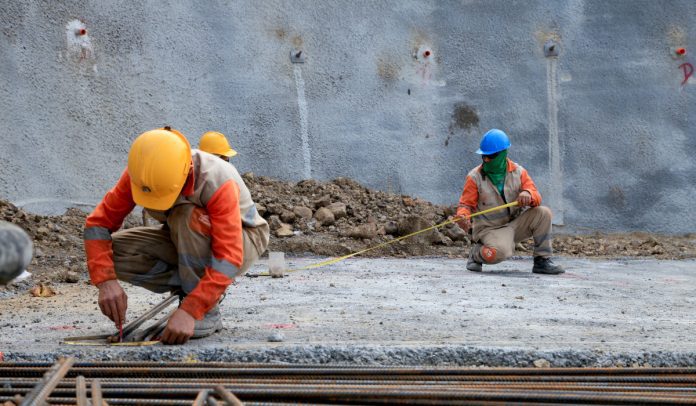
top-left (679, 62), bottom-right (693, 86)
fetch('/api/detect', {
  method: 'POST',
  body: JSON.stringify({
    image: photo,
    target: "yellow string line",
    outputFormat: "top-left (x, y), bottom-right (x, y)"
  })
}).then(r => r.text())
top-left (257, 201), bottom-right (519, 276)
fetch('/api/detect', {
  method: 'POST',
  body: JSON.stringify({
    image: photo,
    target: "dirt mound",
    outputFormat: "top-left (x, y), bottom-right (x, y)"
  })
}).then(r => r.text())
top-left (0, 200), bottom-right (140, 283)
top-left (1, 174), bottom-right (695, 283)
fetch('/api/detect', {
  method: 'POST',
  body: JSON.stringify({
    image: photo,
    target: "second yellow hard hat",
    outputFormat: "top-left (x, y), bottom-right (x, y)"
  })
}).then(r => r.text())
top-left (199, 131), bottom-right (238, 158)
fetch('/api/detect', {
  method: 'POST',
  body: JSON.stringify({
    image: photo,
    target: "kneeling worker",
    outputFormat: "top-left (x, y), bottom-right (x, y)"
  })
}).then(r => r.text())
top-left (84, 127), bottom-right (269, 344)
top-left (456, 129), bottom-right (564, 275)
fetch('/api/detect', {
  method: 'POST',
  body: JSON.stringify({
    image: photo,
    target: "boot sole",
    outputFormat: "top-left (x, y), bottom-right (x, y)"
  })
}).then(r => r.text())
top-left (532, 268), bottom-right (565, 275)
top-left (192, 321), bottom-right (223, 339)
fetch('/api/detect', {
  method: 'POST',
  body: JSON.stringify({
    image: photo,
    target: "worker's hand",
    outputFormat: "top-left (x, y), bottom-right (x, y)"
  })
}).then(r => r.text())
top-left (161, 308), bottom-right (195, 345)
top-left (517, 191), bottom-right (532, 207)
top-left (454, 215), bottom-right (471, 233)
top-left (97, 279), bottom-right (128, 328)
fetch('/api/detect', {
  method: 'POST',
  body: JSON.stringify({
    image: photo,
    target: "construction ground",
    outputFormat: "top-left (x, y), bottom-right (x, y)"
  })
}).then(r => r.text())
top-left (2, 175), bottom-right (696, 367)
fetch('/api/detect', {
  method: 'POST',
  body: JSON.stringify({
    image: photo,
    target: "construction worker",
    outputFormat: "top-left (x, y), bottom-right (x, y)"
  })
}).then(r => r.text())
top-left (199, 131), bottom-right (237, 162)
top-left (0, 221), bottom-right (32, 285)
top-left (456, 129), bottom-right (564, 275)
top-left (84, 127), bottom-right (269, 344)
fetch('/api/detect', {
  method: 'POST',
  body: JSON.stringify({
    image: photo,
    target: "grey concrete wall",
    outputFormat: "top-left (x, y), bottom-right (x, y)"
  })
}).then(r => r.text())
top-left (0, 0), bottom-right (694, 233)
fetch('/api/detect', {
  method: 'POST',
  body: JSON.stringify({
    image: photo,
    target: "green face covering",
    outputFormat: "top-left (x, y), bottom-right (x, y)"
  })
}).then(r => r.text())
top-left (482, 149), bottom-right (508, 195)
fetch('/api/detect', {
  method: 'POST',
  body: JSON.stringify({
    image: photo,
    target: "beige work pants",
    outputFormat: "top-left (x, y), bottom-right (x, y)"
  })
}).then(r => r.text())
top-left (111, 203), bottom-right (264, 294)
top-left (473, 206), bottom-right (553, 264)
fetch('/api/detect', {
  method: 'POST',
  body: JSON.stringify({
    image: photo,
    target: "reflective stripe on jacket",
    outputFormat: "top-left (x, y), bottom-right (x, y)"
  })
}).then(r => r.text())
top-left (456, 158), bottom-right (542, 241)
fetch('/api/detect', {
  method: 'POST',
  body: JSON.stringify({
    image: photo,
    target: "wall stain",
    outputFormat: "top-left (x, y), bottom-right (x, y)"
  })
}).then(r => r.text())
top-left (608, 186), bottom-right (626, 209)
top-left (377, 58), bottom-right (400, 81)
top-left (451, 103), bottom-right (479, 130)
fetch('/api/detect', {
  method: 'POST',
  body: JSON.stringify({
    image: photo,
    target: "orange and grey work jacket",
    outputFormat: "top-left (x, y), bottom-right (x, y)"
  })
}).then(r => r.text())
top-left (456, 158), bottom-right (542, 241)
top-left (84, 150), bottom-right (270, 320)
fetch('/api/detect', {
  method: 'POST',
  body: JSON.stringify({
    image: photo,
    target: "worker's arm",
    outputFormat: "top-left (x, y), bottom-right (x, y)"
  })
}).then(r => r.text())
top-left (519, 169), bottom-right (542, 207)
top-left (163, 180), bottom-right (243, 344)
top-left (455, 176), bottom-right (478, 232)
top-left (83, 169), bottom-right (135, 327)
top-left (178, 179), bottom-right (243, 320)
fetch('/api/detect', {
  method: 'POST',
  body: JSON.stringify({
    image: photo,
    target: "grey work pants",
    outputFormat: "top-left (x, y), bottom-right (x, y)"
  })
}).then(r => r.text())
top-left (473, 206), bottom-right (553, 264)
top-left (111, 203), bottom-right (263, 294)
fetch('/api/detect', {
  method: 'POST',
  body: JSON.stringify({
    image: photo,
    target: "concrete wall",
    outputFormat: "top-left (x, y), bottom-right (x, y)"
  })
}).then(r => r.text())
top-left (0, 0), bottom-right (694, 233)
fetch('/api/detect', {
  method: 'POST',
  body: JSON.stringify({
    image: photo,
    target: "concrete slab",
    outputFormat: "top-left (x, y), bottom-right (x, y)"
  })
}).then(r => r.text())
top-left (1, 256), bottom-right (695, 366)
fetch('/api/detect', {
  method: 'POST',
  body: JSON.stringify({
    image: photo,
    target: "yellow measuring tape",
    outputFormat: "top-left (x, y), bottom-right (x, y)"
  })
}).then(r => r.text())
top-left (63, 340), bottom-right (161, 347)
top-left (258, 201), bottom-right (519, 276)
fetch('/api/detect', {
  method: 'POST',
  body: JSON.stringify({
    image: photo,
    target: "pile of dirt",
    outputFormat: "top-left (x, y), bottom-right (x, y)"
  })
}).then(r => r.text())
top-left (1, 174), bottom-right (695, 283)
top-left (0, 200), bottom-right (140, 284)
top-left (244, 173), bottom-right (696, 260)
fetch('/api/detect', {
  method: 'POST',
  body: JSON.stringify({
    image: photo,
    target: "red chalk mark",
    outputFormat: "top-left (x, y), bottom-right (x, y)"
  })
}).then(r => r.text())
top-left (679, 62), bottom-right (693, 85)
top-left (676, 48), bottom-right (686, 56)
top-left (423, 50), bottom-right (431, 58)
top-left (559, 272), bottom-right (589, 281)
top-left (265, 323), bottom-right (297, 329)
top-left (49, 325), bottom-right (78, 331)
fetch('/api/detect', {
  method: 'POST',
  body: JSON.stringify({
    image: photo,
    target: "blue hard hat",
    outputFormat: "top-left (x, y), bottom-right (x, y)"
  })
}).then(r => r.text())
top-left (476, 129), bottom-right (511, 155)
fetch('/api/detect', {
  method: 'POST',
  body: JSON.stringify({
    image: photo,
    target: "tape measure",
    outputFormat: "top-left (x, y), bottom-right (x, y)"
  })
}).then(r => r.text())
top-left (256, 201), bottom-right (519, 276)
top-left (63, 340), bottom-right (161, 347)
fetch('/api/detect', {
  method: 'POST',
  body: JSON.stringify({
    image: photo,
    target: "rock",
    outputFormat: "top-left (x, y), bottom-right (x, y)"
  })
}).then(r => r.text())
top-left (442, 225), bottom-right (468, 242)
top-left (384, 221), bottom-right (398, 236)
top-left (313, 195), bottom-right (331, 209)
top-left (280, 210), bottom-right (296, 224)
top-left (327, 202), bottom-right (347, 219)
top-left (314, 207), bottom-right (335, 226)
top-left (293, 206), bottom-right (313, 220)
top-left (268, 332), bottom-right (285, 342)
top-left (268, 215), bottom-right (283, 231)
top-left (533, 359), bottom-right (551, 368)
top-left (402, 196), bottom-right (416, 207)
top-left (275, 223), bottom-right (294, 238)
top-left (266, 204), bottom-right (284, 215)
top-left (347, 223), bottom-right (379, 239)
top-left (256, 204), bottom-right (267, 217)
top-left (397, 216), bottom-right (440, 243)
top-left (62, 271), bottom-right (80, 283)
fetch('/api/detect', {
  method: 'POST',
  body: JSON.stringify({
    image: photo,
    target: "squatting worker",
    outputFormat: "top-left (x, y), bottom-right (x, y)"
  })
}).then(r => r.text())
top-left (455, 129), bottom-right (564, 275)
top-left (198, 131), bottom-right (237, 162)
top-left (83, 127), bottom-right (269, 344)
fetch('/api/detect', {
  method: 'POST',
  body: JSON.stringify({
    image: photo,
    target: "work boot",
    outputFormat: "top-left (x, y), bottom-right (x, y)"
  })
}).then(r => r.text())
top-left (172, 289), bottom-right (225, 338)
top-left (466, 244), bottom-right (483, 272)
top-left (192, 305), bottom-right (223, 339)
top-left (532, 257), bottom-right (565, 275)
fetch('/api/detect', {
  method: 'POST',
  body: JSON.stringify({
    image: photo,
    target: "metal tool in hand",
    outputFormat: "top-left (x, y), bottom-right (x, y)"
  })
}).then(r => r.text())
top-left (63, 294), bottom-right (178, 346)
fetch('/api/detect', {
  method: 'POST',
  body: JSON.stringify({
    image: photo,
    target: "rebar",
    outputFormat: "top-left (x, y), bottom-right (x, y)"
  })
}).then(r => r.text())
top-left (4, 361), bottom-right (696, 405)
top-left (19, 357), bottom-right (75, 406)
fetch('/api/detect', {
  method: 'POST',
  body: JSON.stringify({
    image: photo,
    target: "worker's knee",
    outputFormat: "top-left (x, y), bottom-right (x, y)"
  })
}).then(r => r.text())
top-left (532, 206), bottom-right (552, 221)
top-left (168, 205), bottom-right (210, 236)
top-left (480, 244), bottom-right (513, 264)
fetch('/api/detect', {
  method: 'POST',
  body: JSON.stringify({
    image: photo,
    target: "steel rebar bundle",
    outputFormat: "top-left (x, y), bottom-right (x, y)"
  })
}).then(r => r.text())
top-left (2, 361), bottom-right (696, 405)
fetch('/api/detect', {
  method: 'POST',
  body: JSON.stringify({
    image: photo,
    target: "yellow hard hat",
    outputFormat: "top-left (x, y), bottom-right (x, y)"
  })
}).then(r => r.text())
top-left (128, 127), bottom-right (192, 210)
top-left (199, 131), bottom-right (238, 157)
